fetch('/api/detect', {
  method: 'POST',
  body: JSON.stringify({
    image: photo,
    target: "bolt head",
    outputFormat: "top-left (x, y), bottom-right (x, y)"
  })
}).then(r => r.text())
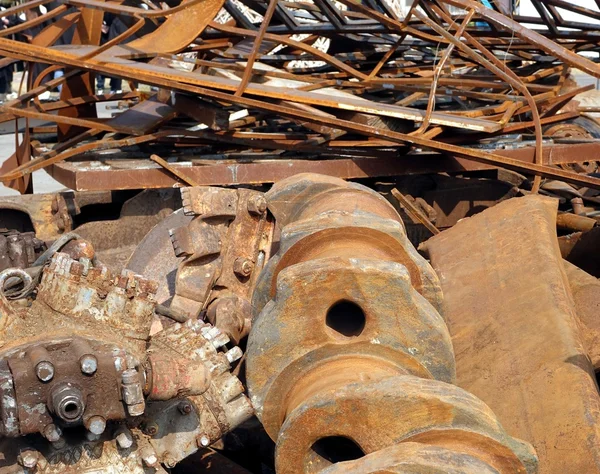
top-left (141, 448), bottom-right (158, 467)
top-left (233, 257), bottom-right (254, 277)
top-left (197, 435), bottom-right (210, 447)
top-left (116, 429), bottom-right (133, 449)
top-left (36, 361), bottom-right (54, 382)
top-left (164, 453), bottom-right (177, 468)
top-left (80, 355), bottom-right (98, 375)
top-left (17, 450), bottom-right (38, 468)
top-left (86, 416), bottom-right (106, 435)
top-left (225, 346), bottom-right (243, 364)
top-left (144, 422), bottom-right (159, 436)
top-left (43, 424), bottom-right (62, 443)
top-left (178, 401), bottom-right (193, 415)
top-left (247, 195), bottom-right (267, 215)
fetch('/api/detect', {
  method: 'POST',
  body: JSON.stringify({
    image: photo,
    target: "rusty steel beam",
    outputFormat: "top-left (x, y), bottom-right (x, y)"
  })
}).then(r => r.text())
top-left (43, 140), bottom-right (600, 191)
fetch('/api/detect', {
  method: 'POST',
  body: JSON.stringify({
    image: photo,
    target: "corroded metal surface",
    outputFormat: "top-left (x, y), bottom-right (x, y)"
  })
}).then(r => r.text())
top-left (0, 229), bottom-right (46, 271)
top-left (0, 246), bottom-right (252, 472)
top-left (564, 261), bottom-right (600, 371)
top-left (3, 0), bottom-right (600, 193)
top-left (422, 195), bottom-right (600, 474)
top-left (246, 173), bottom-right (537, 474)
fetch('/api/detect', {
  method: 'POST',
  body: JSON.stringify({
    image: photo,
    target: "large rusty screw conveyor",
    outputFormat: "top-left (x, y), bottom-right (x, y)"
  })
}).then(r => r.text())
top-left (245, 173), bottom-right (538, 473)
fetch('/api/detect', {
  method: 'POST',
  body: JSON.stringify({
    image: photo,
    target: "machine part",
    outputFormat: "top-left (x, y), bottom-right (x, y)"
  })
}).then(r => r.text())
top-left (0, 193), bottom-right (73, 241)
top-left (247, 173), bottom-right (537, 474)
top-left (0, 229), bottom-right (46, 272)
top-left (126, 209), bottom-right (192, 306)
top-left (164, 186), bottom-right (273, 342)
top-left (252, 173), bottom-right (443, 316)
top-left (141, 320), bottom-right (253, 464)
top-left (422, 195), bottom-right (600, 474)
top-left (0, 250), bottom-right (252, 472)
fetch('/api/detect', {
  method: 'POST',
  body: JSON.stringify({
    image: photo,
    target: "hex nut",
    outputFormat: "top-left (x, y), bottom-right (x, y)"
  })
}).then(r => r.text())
top-left (80, 355), bottom-right (98, 375)
top-left (35, 361), bottom-right (54, 382)
top-left (233, 257), bottom-right (254, 277)
top-left (247, 195), bottom-right (267, 215)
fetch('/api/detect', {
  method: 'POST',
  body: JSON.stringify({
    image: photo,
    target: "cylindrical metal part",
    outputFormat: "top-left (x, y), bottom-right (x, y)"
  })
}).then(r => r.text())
top-left (50, 383), bottom-right (85, 424)
top-left (70, 338), bottom-right (98, 375)
top-left (145, 353), bottom-right (211, 400)
top-left (28, 346), bottom-right (55, 383)
top-left (84, 415), bottom-right (106, 435)
top-left (246, 174), bottom-right (537, 474)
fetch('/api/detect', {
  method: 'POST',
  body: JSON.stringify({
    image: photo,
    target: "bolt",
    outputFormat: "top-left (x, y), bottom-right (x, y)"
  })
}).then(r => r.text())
top-left (121, 368), bottom-right (139, 384)
top-left (225, 346), bottom-right (243, 364)
top-left (197, 435), bottom-right (210, 447)
top-left (85, 416), bottom-right (106, 435)
top-left (141, 447), bottom-right (158, 467)
top-left (178, 401), bottom-right (193, 415)
top-left (35, 361), bottom-right (54, 382)
top-left (80, 355), bottom-right (98, 375)
top-left (43, 424), bottom-right (62, 443)
top-left (116, 428), bottom-right (133, 449)
top-left (17, 450), bottom-right (38, 468)
top-left (233, 257), bottom-right (254, 277)
top-left (86, 431), bottom-right (101, 442)
top-left (144, 421), bottom-right (159, 436)
top-left (127, 402), bottom-right (145, 417)
top-left (164, 453), bottom-right (178, 468)
top-left (247, 195), bottom-right (267, 215)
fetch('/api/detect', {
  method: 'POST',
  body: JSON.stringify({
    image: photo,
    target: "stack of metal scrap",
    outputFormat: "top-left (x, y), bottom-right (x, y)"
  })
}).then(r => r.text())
top-left (2, 1), bottom-right (600, 473)
top-left (0, 0), bottom-right (600, 193)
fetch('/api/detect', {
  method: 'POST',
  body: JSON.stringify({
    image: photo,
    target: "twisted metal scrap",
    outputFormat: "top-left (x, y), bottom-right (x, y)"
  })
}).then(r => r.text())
top-left (0, 0), bottom-right (600, 190)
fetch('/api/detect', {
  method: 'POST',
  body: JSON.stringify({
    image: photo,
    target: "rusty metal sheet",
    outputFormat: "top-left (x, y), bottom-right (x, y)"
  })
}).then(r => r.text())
top-left (564, 261), bottom-right (600, 371)
top-left (422, 195), bottom-right (600, 474)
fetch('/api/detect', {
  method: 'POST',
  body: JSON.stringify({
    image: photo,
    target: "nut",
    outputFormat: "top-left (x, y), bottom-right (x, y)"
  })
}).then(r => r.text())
top-left (233, 257), bottom-right (254, 278)
top-left (247, 194), bottom-right (267, 215)
top-left (35, 361), bottom-right (54, 382)
top-left (17, 450), bottom-right (38, 468)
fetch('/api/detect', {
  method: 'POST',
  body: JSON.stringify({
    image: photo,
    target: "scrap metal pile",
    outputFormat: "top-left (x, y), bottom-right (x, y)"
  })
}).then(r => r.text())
top-left (2, 0), bottom-right (600, 191)
top-left (1, 0), bottom-right (600, 473)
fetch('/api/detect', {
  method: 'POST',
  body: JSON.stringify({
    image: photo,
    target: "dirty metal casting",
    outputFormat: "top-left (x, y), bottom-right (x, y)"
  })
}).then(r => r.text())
top-left (168, 186), bottom-right (274, 342)
top-left (0, 248), bottom-right (252, 472)
top-left (246, 173), bottom-right (537, 474)
top-left (0, 229), bottom-right (46, 272)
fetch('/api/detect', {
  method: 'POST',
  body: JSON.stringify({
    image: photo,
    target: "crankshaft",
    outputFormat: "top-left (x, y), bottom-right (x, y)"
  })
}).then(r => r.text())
top-left (246, 173), bottom-right (537, 474)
